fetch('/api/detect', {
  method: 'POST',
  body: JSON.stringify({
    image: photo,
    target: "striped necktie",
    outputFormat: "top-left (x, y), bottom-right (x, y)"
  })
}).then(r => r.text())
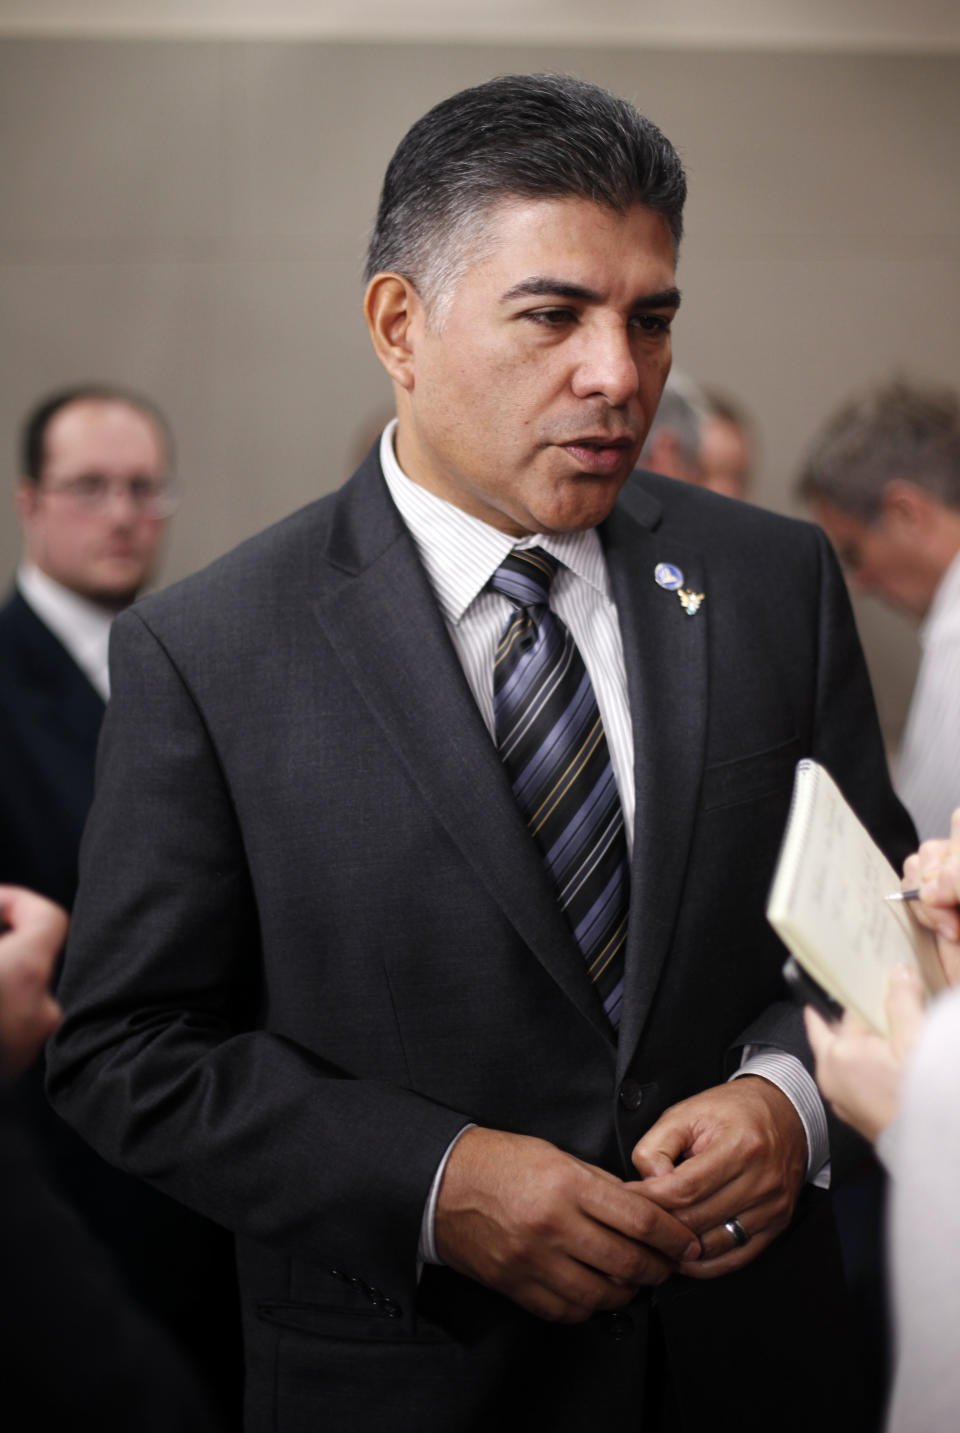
top-left (490, 547), bottom-right (628, 1028)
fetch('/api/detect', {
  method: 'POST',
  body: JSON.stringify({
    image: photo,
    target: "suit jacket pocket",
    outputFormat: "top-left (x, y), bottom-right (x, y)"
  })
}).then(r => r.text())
top-left (701, 737), bottom-right (800, 812)
top-left (256, 1299), bottom-right (449, 1346)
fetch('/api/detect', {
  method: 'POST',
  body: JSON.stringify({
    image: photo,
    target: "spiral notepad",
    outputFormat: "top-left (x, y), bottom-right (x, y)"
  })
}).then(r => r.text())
top-left (766, 760), bottom-right (944, 1034)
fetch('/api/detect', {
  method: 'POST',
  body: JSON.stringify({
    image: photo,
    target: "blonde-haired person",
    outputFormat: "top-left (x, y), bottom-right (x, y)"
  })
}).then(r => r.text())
top-left (806, 811), bottom-right (960, 1433)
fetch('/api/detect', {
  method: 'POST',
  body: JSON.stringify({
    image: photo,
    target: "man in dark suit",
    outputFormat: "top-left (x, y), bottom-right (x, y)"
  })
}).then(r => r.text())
top-left (1, 385), bottom-right (242, 1421)
top-left (49, 76), bottom-right (913, 1431)
top-left (0, 384), bottom-right (174, 905)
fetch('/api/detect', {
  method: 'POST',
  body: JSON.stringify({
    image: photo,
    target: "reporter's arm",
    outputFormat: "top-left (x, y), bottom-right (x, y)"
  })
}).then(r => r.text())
top-left (0, 885), bottom-right (66, 1075)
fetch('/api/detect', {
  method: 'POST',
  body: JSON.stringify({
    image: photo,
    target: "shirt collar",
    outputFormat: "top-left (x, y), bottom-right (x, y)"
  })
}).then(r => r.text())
top-left (16, 562), bottom-right (114, 699)
top-left (921, 546), bottom-right (960, 647)
top-left (378, 419), bottom-right (611, 623)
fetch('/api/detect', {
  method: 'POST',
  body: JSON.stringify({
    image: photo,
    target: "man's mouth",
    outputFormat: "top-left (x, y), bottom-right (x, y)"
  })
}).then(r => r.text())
top-left (560, 437), bottom-right (634, 475)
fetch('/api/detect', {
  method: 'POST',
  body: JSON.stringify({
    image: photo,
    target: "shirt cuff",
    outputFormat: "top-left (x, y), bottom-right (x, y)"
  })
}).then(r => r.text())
top-left (732, 1047), bottom-right (831, 1187)
top-left (418, 1124), bottom-right (476, 1266)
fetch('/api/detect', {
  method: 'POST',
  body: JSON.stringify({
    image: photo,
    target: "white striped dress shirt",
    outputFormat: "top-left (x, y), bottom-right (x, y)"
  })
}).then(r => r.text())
top-left (896, 549), bottom-right (960, 841)
top-left (379, 423), bottom-right (637, 852)
top-left (378, 421), bottom-right (828, 1257)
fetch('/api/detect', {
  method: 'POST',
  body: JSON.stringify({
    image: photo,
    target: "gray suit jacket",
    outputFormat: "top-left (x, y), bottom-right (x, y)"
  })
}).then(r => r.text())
top-left (48, 454), bottom-right (914, 1431)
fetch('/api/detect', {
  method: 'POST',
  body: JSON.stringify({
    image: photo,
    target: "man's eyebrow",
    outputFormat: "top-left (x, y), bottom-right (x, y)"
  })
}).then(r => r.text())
top-left (500, 277), bottom-right (681, 309)
top-left (501, 278), bottom-right (600, 303)
top-left (633, 287), bottom-right (682, 311)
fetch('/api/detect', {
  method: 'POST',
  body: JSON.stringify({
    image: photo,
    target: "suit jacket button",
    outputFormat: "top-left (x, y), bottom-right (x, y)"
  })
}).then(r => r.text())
top-left (618, 1078), bottom-right (643, 1111)
top-left (602, 1312), bottom-right (633, 1341)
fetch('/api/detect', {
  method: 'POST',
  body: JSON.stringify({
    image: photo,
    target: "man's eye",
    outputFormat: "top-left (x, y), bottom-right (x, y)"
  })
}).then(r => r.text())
top-left (526, 308), bottom-right (575, 326)
top-left (632, 313), bottom-right (672, 336)
top-left (72, 475), bottom-right (107, 499)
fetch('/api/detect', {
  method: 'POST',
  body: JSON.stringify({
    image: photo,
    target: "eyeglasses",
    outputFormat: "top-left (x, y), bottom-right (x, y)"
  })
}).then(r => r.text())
top-left (39, 473), bottom-right (179, 518)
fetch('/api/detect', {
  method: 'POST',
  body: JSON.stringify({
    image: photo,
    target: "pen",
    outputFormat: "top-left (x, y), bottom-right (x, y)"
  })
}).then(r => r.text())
top-left (885, 888), bottom-right (920, 903)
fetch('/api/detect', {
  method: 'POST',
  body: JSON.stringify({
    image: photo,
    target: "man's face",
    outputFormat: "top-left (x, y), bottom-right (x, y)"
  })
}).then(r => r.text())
top-left (394, 198), bottom-right (679, 536)
top-left (810, 497), bottom-right (934, 619)
top-left (16, 398), bottom-right (169, 609)
top-left (700, 416), bottom-right (751, 501)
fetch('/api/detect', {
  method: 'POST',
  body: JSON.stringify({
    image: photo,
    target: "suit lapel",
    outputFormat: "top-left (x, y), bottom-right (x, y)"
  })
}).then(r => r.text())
top-left (601, 487), bottom-right (709, 1072)
top-left (310, 462), bottom-right (614, 1045)
top-left (5, 591), bottom-right (105, 739)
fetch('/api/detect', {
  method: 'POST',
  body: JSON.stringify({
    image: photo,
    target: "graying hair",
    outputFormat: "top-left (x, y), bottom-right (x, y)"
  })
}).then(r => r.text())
top-left (364, 73), bottom-right (686, 324)
top-left (798, 379), bottom-right (960, 520)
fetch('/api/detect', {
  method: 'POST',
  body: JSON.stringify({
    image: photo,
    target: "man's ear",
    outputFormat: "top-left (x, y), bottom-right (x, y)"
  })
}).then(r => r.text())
top-left (364, 272), bottom-right (422, 391)
top-left (881, 479), bottom-right (936, 534)
top-left (14, 478), bottom-right (38, 524)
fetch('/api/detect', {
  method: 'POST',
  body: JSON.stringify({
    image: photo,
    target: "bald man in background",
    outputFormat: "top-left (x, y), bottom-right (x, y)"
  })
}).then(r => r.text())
top-left (639, 374), bottom-right (753, 501)
top-left (699, 387), bottom-right (754, 501)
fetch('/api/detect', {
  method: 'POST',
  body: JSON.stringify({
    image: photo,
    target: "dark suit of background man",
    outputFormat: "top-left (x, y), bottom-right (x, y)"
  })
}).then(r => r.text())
top-left (0, 385), bottom-right (174, 906)
top-left (48, 77), bottom-right (914, 1433)
top-left (0, 385), bottom-right (241, 1421)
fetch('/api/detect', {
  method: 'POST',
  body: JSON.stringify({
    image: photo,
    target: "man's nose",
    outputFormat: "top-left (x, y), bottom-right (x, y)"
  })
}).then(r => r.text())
top-left (570, 326), bottom-right (643, 407)
top-left (101, 480), bottom-right (140, 521)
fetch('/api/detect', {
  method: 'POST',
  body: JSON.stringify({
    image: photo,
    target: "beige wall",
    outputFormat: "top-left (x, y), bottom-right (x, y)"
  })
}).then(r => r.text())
top-left (2, 39), bottom-right (958, 742)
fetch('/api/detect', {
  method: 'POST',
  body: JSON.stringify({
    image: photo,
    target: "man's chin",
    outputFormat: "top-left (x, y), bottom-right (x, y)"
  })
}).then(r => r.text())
top-left (531, 474), bottom-right (628, 535)
top-left (84, 587), bottom-right (142, 612)
top-left (81, 566), bottom-right (151, 611)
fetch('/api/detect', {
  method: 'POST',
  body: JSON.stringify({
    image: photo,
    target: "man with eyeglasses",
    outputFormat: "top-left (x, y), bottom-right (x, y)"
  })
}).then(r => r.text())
top-left (1, 384), bottom-right (174, 905)
top-left (0, 384), bottom-right (242, 1424)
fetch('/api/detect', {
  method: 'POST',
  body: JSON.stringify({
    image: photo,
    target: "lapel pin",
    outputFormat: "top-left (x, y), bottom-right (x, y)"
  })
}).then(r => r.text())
top-left (654, 562), bottom-right (684, 591)
top-left (678, 588), bottom-right (705, 616)
top-left (655, 562), bottom-right (705, 616)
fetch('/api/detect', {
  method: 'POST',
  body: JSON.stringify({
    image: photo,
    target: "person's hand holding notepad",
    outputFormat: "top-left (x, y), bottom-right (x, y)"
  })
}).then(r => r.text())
top-left (801, 805), bottom-right (960, 1145)
top-left (767, 760), bottom-right (946, 1035)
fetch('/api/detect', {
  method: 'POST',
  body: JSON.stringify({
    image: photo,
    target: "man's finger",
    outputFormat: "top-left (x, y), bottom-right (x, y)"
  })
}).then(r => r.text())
top-left (677, 1227), bottom-right (777, 1280)
top-left (630, 1111), bottom-right (691, 1178)
top-left (580, 1174), bottom-right (701, 1264)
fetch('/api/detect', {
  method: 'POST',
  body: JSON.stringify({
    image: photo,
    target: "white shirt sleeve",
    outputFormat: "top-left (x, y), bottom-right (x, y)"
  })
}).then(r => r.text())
top-left (895, 554), bottom-right (960, 841)
top-left (418, 1125), bottom-right (475, 1267)
top-left (733, 1047), bottom-right (831, 1184)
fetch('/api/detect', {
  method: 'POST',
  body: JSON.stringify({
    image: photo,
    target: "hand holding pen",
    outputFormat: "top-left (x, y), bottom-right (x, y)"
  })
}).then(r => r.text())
top-left (888, 809), bottom-right (960, 977)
